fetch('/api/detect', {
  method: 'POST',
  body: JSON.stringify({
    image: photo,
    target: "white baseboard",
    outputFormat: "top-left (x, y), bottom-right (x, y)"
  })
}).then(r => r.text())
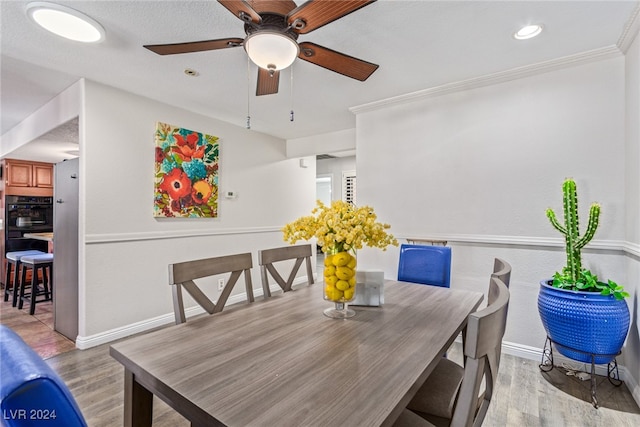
top-left (75, 312), bottom-right (177, 349)
top-left (501, 340), bottom-right (544, 362)
top-left (75, 275), bottom-right (315, 350)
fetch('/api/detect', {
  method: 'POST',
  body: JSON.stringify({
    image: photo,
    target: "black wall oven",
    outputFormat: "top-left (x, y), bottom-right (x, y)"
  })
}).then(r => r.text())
top-left (5, 195), bottom-right (53, 253)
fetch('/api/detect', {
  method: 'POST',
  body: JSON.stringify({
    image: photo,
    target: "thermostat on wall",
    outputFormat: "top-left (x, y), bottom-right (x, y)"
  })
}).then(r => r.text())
top-left (225, 191), bottom-right (238, 199)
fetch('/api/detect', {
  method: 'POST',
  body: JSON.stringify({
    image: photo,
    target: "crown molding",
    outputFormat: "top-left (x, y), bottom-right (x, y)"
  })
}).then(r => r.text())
top-left (618, 3), bottom-right (640, 53)
top-left (350, 46), bottom-right (622, 115)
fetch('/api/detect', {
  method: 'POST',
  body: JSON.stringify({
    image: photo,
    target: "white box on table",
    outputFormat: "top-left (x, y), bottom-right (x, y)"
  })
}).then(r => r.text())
top-left (351, 270), bottom-right (384, 306)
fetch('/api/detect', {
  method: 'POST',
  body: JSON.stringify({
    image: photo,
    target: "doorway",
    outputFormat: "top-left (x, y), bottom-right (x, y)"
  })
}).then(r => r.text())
top-left (316, 174), bottom-right (332, 206)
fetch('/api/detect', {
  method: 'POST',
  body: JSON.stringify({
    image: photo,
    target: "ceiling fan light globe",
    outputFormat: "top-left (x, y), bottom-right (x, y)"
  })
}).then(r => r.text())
top-left (244, 32), bottom-right (299, 71)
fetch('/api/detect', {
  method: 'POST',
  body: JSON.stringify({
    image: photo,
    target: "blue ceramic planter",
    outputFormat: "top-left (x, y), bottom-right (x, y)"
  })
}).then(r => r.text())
top-left (538, 280), bottom-right (630, 364)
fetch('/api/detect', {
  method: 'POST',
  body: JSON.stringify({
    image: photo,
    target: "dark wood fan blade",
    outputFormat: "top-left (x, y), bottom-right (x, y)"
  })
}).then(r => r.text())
top-left (298, 42), bottom-right (378, 81)
top-left (144, 38), bottom-right (244, 55)
top-left (256, 67), bottom-right (280, 96)
top-left (248, 0), bottom-right (297, 16)
top-left (287, 0), bottom-right (376, 34)
top-left (218, 0), bottom-right (261, 23)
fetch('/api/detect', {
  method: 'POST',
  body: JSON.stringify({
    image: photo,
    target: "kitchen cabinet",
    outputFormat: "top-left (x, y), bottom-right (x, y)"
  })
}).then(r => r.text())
top-left (34, 163), bottom-right (54, 187)
top-left (0, 159), bottom-right (54, 285)
top-left (2, 159), bottom-right (53, 196)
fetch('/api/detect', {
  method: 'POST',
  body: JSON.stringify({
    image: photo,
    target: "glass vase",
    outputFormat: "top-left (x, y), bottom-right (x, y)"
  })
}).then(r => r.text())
top-left (323, 246), bottom-right (357, 318)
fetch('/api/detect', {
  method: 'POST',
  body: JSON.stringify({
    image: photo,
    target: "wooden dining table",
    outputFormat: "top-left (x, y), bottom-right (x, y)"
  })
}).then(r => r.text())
top-left (110, 280), bottom-right (484, 427)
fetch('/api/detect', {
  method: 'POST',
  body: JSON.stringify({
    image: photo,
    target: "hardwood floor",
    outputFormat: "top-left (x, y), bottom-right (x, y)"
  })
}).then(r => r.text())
top-left (2, 276), bottom-right (640, 426)
top-left (0, 293), bottom-right (76, 359)
top-left (45, 340), bottom-right (190, 427)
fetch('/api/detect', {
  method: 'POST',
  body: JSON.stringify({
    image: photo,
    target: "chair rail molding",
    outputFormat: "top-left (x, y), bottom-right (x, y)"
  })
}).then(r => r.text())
top-left (398, 234), bottom-right (640, 258)
top-left (85, 226), bottom-right (283, 244)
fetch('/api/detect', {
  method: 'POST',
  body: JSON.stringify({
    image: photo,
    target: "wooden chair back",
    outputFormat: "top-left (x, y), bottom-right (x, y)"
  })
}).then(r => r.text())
top-left (488, 258), bottom-right (511, 305)
top-left (258, 244), bottom-right (314, 298)
top-left (451, 277), bottom-right (510, 427)
top-left (168, 253), bottom-right (254, 324)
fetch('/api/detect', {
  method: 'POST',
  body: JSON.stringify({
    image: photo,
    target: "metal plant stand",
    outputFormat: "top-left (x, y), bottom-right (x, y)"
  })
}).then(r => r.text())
top-left (539, 336), bottom-right (622, 408)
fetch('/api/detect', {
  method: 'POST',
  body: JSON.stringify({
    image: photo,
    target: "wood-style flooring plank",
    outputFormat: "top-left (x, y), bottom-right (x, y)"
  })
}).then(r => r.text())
top-left (45, 342), bottom-right (189, 426)
top-left (0, 296), bottom-right (76, 358)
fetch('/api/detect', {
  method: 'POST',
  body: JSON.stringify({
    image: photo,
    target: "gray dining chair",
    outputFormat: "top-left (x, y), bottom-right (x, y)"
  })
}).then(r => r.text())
top-left (453, 258), bottom-right (511, 358)
top-left (258, 244), bottom-right (314, 298)
top-left (489, 258), bottom-right (511, 305)
top-left (168, 253), bottom-right (254, 324)
top-left (395, 276), bottom-right (510, 427)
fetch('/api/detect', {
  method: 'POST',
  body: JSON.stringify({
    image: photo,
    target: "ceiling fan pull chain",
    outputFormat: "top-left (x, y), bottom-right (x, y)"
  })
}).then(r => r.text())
top-left (290, 64), bottom-right (295, 122)
top-left (246, 56), bottom-right (251, 130)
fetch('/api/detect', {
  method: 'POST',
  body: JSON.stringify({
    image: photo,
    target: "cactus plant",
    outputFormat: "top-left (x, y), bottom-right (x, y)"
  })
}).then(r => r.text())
top-left (546, 178), bottom-right (600, 282)
top-left (545, 178), bottom-right (627, 299)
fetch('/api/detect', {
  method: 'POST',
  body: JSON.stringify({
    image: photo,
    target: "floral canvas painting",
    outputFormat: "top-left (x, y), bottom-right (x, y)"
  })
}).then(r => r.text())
top-left (154, 122), bottom-right (219, 217)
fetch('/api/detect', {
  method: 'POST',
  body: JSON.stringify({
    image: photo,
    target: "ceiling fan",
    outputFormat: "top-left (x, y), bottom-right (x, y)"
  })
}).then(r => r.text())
top-left (144, 0), bottom-right (379, 96)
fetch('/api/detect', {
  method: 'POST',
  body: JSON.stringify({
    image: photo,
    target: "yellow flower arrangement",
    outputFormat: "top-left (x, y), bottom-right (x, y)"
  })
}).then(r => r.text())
top-left (282, 200), bottom-right (398, 254)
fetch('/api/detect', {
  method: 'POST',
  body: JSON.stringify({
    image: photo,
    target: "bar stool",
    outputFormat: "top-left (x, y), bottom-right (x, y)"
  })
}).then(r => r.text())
top-left (4, 250), bottom-right (46, 307)
top-left (18, 253), bottom-right (54, 315)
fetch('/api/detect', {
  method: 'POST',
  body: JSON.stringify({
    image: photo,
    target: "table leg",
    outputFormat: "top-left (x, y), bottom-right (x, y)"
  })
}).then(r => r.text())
top-left (124, 369), bottom-right (153, 427)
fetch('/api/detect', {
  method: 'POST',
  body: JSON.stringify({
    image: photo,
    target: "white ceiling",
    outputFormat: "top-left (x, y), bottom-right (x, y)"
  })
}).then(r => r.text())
top-left (1, 1), bottom-right (639, 163)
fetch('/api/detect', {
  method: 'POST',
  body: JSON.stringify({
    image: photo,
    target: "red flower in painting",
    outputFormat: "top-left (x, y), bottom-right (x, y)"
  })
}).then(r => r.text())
top-left (172, 132), bottom-right (205, 161)
top-left (155, 147), bottom-right (165, 163)
top-left (159, 168), bottom-right (191, 200)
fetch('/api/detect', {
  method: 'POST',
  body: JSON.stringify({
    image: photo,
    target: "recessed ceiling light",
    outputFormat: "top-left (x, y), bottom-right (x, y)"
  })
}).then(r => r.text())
top-left (514, 24), bottom-right (543, 40)
top-left (26, 2), bottom-right (105, 43)
top-left (184, 68), bottom-right (199, 77)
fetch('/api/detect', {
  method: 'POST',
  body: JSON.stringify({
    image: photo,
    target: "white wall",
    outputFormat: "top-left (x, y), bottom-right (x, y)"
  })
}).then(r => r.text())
top-left (353, 54), bottom-right (638, 377)
top-left (77, 80), bottom-right (316, 346)
top-left (357, 57), bottom-right (625, 241)
top-left (624, 29), bottom-right (640, 401)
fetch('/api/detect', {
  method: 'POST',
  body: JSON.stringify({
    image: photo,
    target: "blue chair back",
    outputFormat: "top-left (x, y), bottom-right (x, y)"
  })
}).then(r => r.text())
top-left (397, 244), bottom-right (452, 287)
top-left (0, 325), bottom-right (87, 427)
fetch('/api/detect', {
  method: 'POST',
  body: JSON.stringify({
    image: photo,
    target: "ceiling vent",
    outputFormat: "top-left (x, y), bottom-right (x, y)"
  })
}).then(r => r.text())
top-left (316, 154), bottom-right (336, 160)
